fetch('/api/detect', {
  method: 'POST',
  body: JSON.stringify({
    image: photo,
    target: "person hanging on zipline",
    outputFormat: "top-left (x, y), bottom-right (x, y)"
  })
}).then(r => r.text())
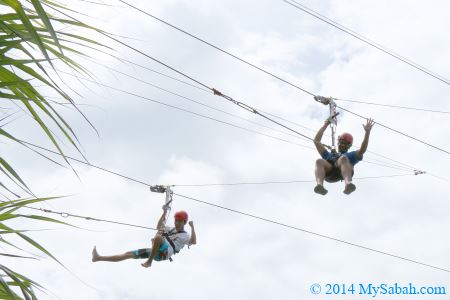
top-left (313, 117), bottom-right (375, 195)
top-left (92, 205), bottom-right (196, 268)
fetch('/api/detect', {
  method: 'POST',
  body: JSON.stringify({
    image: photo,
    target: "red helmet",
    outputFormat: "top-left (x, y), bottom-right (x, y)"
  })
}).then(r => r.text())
top-left (174, 211), bottom-right (188, 222)
top-left (338, 132), bottom-right (353, 145)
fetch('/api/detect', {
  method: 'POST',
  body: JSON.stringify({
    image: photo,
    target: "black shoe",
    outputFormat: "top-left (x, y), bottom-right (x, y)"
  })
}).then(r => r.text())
top-left (314, 184), bottom-right (328, 195)
top-left (343, 183), bottom-right (356, 195)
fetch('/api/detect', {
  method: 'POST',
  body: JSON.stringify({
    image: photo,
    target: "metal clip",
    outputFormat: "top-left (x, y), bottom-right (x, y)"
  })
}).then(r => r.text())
top-left (314, 95), bottom-right (332, 105)
top-left (150, 185), bottom-right (166, 193)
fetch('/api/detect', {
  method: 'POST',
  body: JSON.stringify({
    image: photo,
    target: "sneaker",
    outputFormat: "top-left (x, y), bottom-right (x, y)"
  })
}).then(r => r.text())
top-left (343, 183), bottom-right (356, 195)
top-left (314, 184), bottom-right (328, 195)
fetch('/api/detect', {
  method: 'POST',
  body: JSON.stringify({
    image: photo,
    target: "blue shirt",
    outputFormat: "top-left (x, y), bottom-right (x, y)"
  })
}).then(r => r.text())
top-left (321, 150), bottom-right (362, 166)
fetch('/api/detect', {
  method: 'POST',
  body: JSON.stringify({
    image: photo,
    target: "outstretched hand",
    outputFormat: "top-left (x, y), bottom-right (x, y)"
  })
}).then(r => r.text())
top-left (363, 118), bottom-right (375, 133)
top-left (188, 221), bottom-right (194, 227)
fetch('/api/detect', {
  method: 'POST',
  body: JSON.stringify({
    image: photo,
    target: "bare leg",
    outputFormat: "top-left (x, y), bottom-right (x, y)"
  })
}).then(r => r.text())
top-left (314, 159), bottom-right (332, 195)
top-left (142, 234), bottom-right (164, 268)
top-left (92, 246), bottom-right (134, 262)
top-left (337, 156), bottom-right (356, 194)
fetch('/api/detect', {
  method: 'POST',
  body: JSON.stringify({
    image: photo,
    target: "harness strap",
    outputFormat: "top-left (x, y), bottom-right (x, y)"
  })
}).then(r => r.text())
top-left (162, 229), bottom-right (187, 262)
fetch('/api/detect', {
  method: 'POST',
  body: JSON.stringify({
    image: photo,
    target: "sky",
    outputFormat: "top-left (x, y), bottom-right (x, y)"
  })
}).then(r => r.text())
top-left (2, 0), bottom-right (450, 299)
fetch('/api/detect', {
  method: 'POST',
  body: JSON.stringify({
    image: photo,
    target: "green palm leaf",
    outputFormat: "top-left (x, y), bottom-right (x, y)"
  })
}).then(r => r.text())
top-left (30, 0), bottom-right (63, 53)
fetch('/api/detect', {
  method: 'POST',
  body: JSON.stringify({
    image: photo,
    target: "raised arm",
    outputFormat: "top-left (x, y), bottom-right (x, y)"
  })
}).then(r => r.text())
top-left (188, 221), bottom-right (196, 245)
top-left (314, 120), bottom-right (330, 155)
top-left (156, 206), bottom-right (169, 230)
top-left (356, 118), bottom-right (375, 159)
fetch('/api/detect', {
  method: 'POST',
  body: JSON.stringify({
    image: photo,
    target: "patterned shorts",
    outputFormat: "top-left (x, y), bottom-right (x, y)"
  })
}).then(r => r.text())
top-left (132, 239), bottom-right (170, 261)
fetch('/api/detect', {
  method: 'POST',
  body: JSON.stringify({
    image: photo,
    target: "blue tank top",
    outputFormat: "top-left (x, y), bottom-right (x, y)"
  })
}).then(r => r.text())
top-left (321, 150), bottom-right (362, 166)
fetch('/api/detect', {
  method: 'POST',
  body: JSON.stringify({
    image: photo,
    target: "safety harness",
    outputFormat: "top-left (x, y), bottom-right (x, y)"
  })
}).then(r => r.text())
top-left (149, 185), bottom-right (189, 262)
top-left (162, 228), bottom-right (187, 262)
top-left (314, 95), bottom-right (339, 151)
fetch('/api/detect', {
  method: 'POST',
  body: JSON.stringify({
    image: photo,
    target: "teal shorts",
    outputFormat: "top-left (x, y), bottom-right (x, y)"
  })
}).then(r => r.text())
top-left (132, 239), bottom-right (170, 261)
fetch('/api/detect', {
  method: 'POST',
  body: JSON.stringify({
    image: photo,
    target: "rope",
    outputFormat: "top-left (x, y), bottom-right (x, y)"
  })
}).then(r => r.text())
top-left (82, 53), bottom-right (320, 136)
top-left (282, 0), bottom-right (450, 87)
top-left (17, 180), bottom-right (447, 273)
top-left (335, 98), bottom-right (450, 115)
top-left (15, 0), bottom-right (449, 275)
top-left (47, 2), bottom-right (450, 158)
top-left (337, 105), bottom-right (450, 155)
top-left (117, 0), bottom-right (315, 97)
top-left (29, 70), bottom-right (426, 173)
top-left (116, 0), bottom-right (450, 116)
top-left (104, 1), bottom-right (325, 144)
top-left (54, 69), bottom-right (314, 149)
top-left (172, 174), bottom-right (416, 187)
top-left (212, 89), bottom-right (316, 142)
top-left (83, 63), bottom-right (310, 142)
top-left (54, 63), bottom-right (431, 173)
top-left (7, 143), bottom-right (442, 273)
top-left (110, 2), bottom-right (450, 157)
top-left (83, 53), bottom-right (319, 135)
top-left (25, 206), bottom-right (156, 230)
top-left (107, 57), bottom-right (210, 93)
top-left (173, 192), bottom-right (450, 273)
top-left (102, 4), bottom-right (320, 147)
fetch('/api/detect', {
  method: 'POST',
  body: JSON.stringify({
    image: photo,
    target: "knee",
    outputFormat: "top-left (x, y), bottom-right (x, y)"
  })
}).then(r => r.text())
top-left (315, 158), bottom-right (326, 166)
top-left (338, 156), bottom-right (350, 164)
top-left (124, 251), bottom-right (135, 259)
top-left (154, 234), bottom-right (164, 243)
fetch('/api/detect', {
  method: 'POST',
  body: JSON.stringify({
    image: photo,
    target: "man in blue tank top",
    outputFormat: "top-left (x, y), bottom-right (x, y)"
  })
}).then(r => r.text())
top-left (313, 118), bottom-right (374, 195)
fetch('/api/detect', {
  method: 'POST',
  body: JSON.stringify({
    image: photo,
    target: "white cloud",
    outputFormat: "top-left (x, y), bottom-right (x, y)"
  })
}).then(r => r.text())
top-left (4, 0), bottom-right (450, 299)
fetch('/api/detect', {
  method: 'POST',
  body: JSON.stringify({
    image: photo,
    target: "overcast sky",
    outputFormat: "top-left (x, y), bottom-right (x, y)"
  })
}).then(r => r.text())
top-left (3, 0), bottom-right (450, 299)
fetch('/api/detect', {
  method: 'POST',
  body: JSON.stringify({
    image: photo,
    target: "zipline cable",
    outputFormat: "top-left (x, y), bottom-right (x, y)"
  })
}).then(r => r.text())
top-left (19, 0), bottom-right (449, 275)
top-left (57, 57), bottom-right (422, 172)
top-left (335, 98), bottom-right (450, 115)
top-left (366, 150), bottom-right (419, 171)
top-left (102, 5), bottom-right (450, 156)
top-left (48, 3), bottom-right (450, 157)
top-left (117, 0), bottom-right (450, 115)
top-left (97, 54), bottom-right (211, 93)
top-left (338, 105), bottom-right (450, 155)
top-left (117, 0), bottom-right (315, 97)
top-left (172, 174), bottom-right (415, 187)
top-left (24, 206), bottom-right (156, 230)
top-left (87, 62), bottom-right (311, 142)
top-left (173, 192), bottom-right (450, 273)
top-left (54, 69), bottom-right (420, 172)
top-left (19, 139), bottom-right (425, 190)
top-left (21, 188), bottom-right (449, 273)
top-left (53, 69), bottom-right (313, 148)
top-left (282, 0), bottom-right (450, 88)
top-left (45, 4), bottom-right (320, 144)
top-left (75, 58), bottom-right (429, 172)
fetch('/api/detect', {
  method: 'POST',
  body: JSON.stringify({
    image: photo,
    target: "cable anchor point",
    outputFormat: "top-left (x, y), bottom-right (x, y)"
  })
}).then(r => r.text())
top-left (212, 88), bottom-right (223, 96)
top-left (414, 170), bottom-right (426, 175)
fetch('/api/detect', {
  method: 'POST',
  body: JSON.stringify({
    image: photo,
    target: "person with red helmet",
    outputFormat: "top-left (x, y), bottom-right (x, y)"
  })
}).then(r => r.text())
top-left (313, 117), bottom-right (374, 195)
top-left (91, 206), bottom-right (196, 268)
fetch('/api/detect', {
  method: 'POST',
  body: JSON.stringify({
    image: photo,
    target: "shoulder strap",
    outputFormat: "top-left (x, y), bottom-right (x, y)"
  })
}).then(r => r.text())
top-left (166, 228), bottom-right (186, 236)
top-left (163, 230), bottom-right (179, 254)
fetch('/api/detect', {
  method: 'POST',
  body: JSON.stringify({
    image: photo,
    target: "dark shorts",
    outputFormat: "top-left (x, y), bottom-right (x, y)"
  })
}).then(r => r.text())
top-left (132, 239), bottom-right (170, 261)
top-left (324, 162), bottom-right (354, 183)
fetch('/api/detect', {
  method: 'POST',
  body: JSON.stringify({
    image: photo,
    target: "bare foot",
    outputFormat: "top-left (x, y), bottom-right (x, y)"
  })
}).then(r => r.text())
top-left (141, 260), bottom-right (152, 268)
top-left (92, 246), bottom-right (99, 262)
